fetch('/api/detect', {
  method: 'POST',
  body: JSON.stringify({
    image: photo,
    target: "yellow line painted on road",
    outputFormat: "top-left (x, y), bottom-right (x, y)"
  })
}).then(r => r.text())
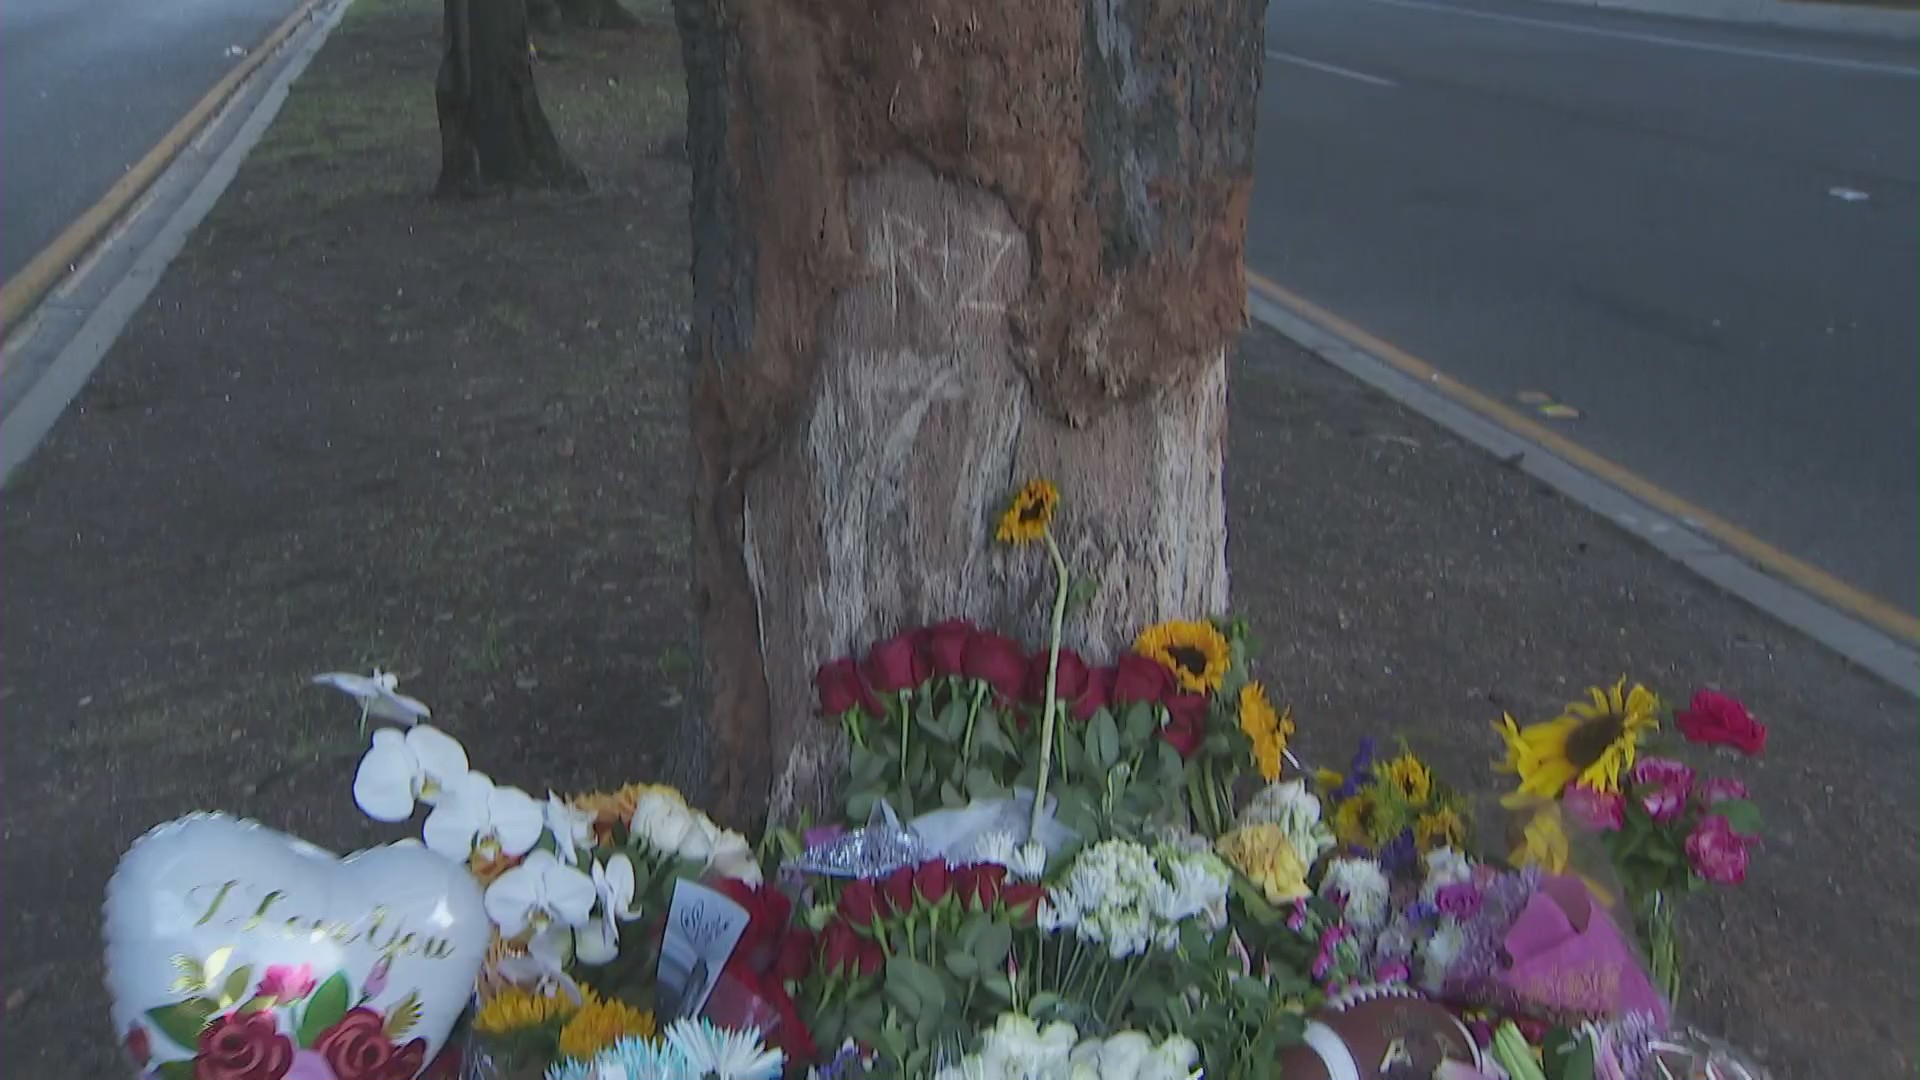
top-left (1248, 271), bottom-right (1920, 646)
top-left (0, 0), bottom-right (328, 338)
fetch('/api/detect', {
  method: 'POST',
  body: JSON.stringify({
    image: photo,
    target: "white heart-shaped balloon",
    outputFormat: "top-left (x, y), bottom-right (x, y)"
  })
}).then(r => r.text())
top-left (105, 814), bottom-right (487, 1080)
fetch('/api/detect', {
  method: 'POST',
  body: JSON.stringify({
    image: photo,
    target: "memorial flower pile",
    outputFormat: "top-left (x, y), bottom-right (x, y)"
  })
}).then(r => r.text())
top-left (291, 479), bottom-right (1775, 1080)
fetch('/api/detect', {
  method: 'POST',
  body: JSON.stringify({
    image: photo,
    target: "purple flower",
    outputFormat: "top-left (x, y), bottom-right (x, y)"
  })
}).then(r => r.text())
top-left (1565, 784), bottom-right (1626, 832)
top-left (1435, 882), bottom-right (1483, 920)
top-left (1287, 900), bottom-right (1309, 932)
top-left (1334, 739), bottom-right (1378, 800)
top-left (1380, 830), bottom-right (1418, 876)
top-left (1641, 784), bottom-right (1687, 824)
top-left (1377, 960), bottom-right (1411, 984)
top-left (364, 956), bottom-right (390, 998)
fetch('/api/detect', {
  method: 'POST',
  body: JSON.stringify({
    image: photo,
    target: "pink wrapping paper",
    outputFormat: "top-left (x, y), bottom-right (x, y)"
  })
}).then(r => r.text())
top-left (1498, 875), bottom-right (1669, 1028)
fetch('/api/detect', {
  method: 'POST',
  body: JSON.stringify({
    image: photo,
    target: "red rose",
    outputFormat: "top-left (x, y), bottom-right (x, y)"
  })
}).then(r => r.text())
top-left (313, 1008), bottom-right (426, 1080)
top-left (865, 631), bottom-right (931, 693)
top-left (962, 632), bottom-right (1029, 700)
top-left (773, 927), bottom-right (815, 982)
top-left (1023, 648), bottom-right (1091, 710)
top-left (126, 1026), bottom-right (152, 1069)
top-left (914, 860), bottom-right (952, 907)
top-left (920, 619), bottom-right (977, 677)
top-left (818, 920), bottom-right (861, 978)
top-left (1002, 883), bottom-right (1047, 925)
top-left (1158, 693), bottom-right (1208, 759)
top-left (1073, 665), bottom-right (1114, 722)
top-left (815, 658), bottom-right (882, 719)
top-left (1111, 653), bottom-right (1173, 706)
top-left (954, 863), bottom-right (1007, 912)
top-left (881, 865), bottom-right (917, 916)
top-left (194, 1010), bottom-right (293, 1080)
top-left (1674, 690), bottom-right (1767, 756)
top-left (855, 940), bottom-right (885, 977)
top-left (837, 879), bottom-right (885, 929)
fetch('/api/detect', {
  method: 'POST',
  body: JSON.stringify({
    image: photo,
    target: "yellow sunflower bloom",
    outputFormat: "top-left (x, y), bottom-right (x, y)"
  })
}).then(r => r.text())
top-left (1238, 684), bottom-right (1294, 780)
top-left (556, 993), bottom-right (657, 1062)
top-left (1493, 678), bottom-right (1659, 801)
top-left (1380, 753), bottom-right (1433, 805)
top-left (1415, 806), bottom-right (1466, 851)
top-left (995, 479), bottom-right (1059, 545)
top-left (1134, 619), bottom-right (1231, 694)
top-left (1511, 809), bottom-right (1570, 875)
top-left (1332, 790), bottom-right (1379, 848)
top-left (1313, 767), bottom-right (1345, 794)
top-left (474, 985), bottom-right (577, 1036)
top-left (1217, 824), bottom-right (1312, 905)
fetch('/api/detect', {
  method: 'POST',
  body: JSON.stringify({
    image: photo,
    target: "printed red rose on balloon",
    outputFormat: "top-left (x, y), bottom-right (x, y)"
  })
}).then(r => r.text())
top-left (313, 1008), bottom-right (426, 1080)
top-left (193, 1010), bottom-right (293, 1080)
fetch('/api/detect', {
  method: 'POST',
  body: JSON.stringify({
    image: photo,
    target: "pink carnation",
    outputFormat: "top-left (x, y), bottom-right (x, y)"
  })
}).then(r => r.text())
top-left (1640, 785), bottom-right (1687, 824)
top-left (1698, 777), bottom-right (1749, 806)
top-left (1629, 757), bottom-right (1695, 795)
top-left (1565, 784), bottom-right (1625, 832)
top-left (1685, 815), bottom-right (1751, 885)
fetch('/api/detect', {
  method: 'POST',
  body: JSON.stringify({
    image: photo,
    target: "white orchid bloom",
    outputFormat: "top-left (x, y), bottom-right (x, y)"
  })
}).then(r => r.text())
top-left (353, 725), bottom-right (470, 822)
top-left (312, 669), bottom-right (431, 730)
top-left (491, 924), bottom-right (582, 1004)
top-left (422, 771), bottom-right (544, 862)
top-left (544, 792), bottom-right (597, 867)
top-left (575, 853), bottom-right (644, 965)
top-left (484, 850), bottom-right (596, 939)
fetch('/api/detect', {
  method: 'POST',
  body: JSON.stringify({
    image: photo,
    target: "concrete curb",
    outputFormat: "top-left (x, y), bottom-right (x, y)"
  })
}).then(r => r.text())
top-left (0, 0), bottom-right (354, 485)
top-left (1506, 0), bottom-right (1919, 39)
top-left (1246, 288), bottom-right (1920, 699)
top-left (0, 0), bottom-right (331, 339)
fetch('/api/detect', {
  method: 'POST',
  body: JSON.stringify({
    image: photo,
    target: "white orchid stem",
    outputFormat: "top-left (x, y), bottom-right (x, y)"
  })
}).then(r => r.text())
top-left (1028, 532), bottom-right (1070, 844)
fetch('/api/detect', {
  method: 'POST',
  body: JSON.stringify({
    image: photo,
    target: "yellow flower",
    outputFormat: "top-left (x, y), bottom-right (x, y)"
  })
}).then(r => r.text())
top-left (1493, 678), bottom-right (1659, 801)
top-left (1415, 806), bottom-right (1466, 851)
top-left (474, 985), bottom-right (576, 1036)
top-left (996, 479), bottom-right (1059, 545)
top-left (572, 782), bottom-right (682, 840)
top-left (1238, 684), bottom-right (1294, 781)
top-left (1332, 790), bottom-right (1379, 848)
top-left (1313, 767), bottom-right (1345, 794)
top-left (556, 993), bottom-right (657, 1062)
top-left (1134, 619), bottom-right (1231, 694)
top-left (1380, 753), bottom-right (1433, 805)
top-left (1217, 824), bottom-right (1311, 904)
top-left (1510, 809), bottom-right (1570, 875)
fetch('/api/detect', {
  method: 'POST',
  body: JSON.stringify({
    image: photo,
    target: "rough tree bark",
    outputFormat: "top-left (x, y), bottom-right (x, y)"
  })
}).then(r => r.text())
top-left (669, 0), bottom-right (1267, 829)
top-left (434, 0), bottom-right (586, 196)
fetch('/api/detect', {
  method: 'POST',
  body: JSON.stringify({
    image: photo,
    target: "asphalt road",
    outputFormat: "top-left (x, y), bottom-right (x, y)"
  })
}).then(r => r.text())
top-left (1251, 0), bottom-right (1920, 617)
top-left (0, 0), bottom-right (306, 282)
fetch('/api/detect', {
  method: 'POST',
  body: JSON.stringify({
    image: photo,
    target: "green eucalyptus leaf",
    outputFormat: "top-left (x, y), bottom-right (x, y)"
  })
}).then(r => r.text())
top-left (1121, 701), bottom-right (1155, 746)
top-left (944, 951), bottom-right (981, 980)
top-left (982, 971), bottom-right (1013, 1000)
top-left (1711, 799), bottom-right (1763, 836)
top-left (976, 921), bottom-right (1014, 971)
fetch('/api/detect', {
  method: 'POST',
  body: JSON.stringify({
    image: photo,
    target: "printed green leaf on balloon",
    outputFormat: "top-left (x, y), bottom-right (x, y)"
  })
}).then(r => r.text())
top-left (145, 999), bottom-right (216, 1050)
top-left (296, 971), bottom-right (351, 1047)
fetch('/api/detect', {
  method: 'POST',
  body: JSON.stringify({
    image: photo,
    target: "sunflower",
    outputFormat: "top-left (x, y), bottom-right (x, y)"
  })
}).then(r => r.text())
top-left (995, 479), bottom-right (1059, 545)
top-left (474, 985), bottom-right (577, 1036)
top-left (1379, 753), bottom-right (1433, 805)
top-left (1414, 806), bottom-right (1466, 851)
top-left (1332, 789), bottom-right (1380, 849)
top-left (557, 993), bottom-right (657, 1062)
top-left (1510, 809), bottom-right (1570, 875)
top-left (1494, 678), bottom-right (1659, 800)
top-left (1135, 619), bottom-right (1231, 694)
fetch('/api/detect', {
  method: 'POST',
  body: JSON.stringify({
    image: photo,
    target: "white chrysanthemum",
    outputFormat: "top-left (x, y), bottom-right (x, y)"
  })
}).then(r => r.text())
top-left (1237, 779), bottom-right (1336, 868)
top-left (1152, 847), bottom-right (1231, 925)
top-left (1011, 839), bottom-right (1050, 881)
top-left (1418, 921), bottom-right (1467, 991)
top-left (1320, 857), bottom-right (1391, 933)
top-left (974, 829), bottom-right (1020, 868)
top-left (1419, 847), bottom-right (1474, 903)
top-left (1038, 892), bottom-right (1079, 933)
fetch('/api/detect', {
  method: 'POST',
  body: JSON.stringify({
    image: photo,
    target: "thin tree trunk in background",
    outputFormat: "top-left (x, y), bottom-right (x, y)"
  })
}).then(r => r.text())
top-left (434, 0), bottom-right (585, 196)
top-left (669, 0), bottom-right (1267, 829)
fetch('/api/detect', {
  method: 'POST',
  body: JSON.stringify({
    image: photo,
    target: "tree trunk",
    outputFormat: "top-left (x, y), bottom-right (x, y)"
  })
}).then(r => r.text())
top-left (435, 0), bottom-right (586, 196)
top-left (555, 0), bottom-right (640, 29)
top-left (670, 0), bottom-right (1267, 829)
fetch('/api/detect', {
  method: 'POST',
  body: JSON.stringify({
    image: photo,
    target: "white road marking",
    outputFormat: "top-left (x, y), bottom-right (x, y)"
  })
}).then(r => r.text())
top-left (1266, 49), bottom-right (1400, 87)
top-left (1363, 0), bottom-right (1920, 77)
top-left (1828, 186), bottom-right (1872, 201)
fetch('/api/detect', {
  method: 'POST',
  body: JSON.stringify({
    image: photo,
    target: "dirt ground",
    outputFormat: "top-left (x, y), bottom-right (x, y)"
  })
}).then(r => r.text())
top-left (1, 0), bottom-right (1913, 1077)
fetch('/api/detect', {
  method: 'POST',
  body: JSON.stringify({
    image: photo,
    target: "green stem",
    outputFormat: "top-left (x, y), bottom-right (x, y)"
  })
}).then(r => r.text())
top-left (1104, 955), bottom-right (1147, 1029)
top-left (1029, 532), bottom-right (1071, 843)
top-left (899, 689), bottom-right (913, 788)
top-left (960, 681), bottom-right (989, 764)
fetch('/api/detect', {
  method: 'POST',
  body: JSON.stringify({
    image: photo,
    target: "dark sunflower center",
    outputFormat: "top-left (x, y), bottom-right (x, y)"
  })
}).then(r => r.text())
top-left (1167, 645), bottom-right (1208, 676)
top-left (1017, 499), bottom-right (1046, 523)
top-left (1564, 713), bottom-right (1625, 769)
